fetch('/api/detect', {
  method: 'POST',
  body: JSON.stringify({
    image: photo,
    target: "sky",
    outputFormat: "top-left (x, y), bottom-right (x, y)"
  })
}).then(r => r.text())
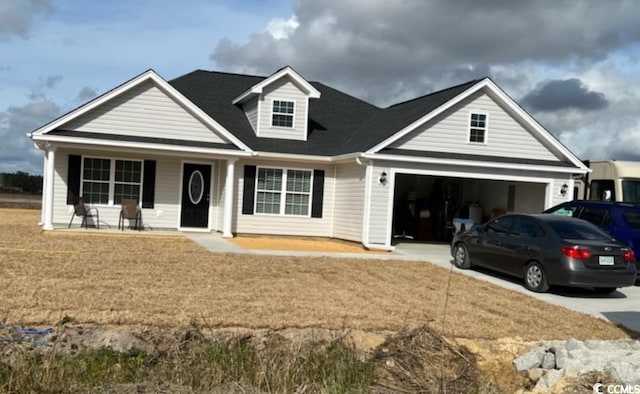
top-left (2, 0), bottom-right (640, 175)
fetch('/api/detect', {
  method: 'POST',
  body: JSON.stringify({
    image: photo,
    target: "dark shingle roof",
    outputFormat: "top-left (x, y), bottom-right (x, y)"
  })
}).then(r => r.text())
top-left (49, 130), bottom-right (239, 150)
top-left (168, 70), bottom-right (479, 156)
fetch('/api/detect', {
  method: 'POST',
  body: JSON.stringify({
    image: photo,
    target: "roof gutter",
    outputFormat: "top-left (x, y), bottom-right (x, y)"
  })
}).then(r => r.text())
top-left (251, 151), bottom-right (362, 163)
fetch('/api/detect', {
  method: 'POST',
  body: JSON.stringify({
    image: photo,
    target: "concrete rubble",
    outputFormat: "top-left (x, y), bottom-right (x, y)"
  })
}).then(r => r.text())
top-left (513, 338), bottom-right (640, 391)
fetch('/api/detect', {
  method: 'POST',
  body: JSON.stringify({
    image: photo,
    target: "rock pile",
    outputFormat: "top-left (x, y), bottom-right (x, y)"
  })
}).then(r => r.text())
top-left (513, 338), bottom-right (640, 391)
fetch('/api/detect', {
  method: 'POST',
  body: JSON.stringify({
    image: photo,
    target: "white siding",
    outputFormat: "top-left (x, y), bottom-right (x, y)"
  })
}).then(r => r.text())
top-left (257, 77), bottom-right (308, 140)
top-left (368, 163), bottom-right (393, 245)
top-left (243, 97), bottom-right (259, 133)
top-left (332, 162), bottom-right (366, 242)
top-left (63, 81), bottom-right (229, 145)
top-left (215, 161), bottom-right (227, 232)
top-left (390, 91), bottom-right (558, 161)
top-left (234, 160), bottom-right (334, 237)
top-left (365, 160), bottom-right (572, 246)
top-left (51, 149), bottom-right (222, 230)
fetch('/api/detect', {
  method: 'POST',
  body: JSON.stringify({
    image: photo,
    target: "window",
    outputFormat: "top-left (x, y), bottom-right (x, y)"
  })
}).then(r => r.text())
top-left (81, 157), bottom-right (142, 205)
top-left (255, 167), bottom-right (312, 216)
top-left (256, 168), bottom-right (283, 214)
top-left (114, 160), bottom-right (142, 204)
top-left (82, 158), bottom-right (110, 204)
top-left (578, 207), bottom-right (610, 226)
top-left (511, 217), bottom-right (541, 237)
top-left (589, 180), bottom-right (615, 201)
top-left (285, 170), bottom-right (311, 215)
top-left (469, 113), bottom-right (487, 143)
top-left (486, 216), bottom-right (514, 235)
top-left (272, 100), bottom-right (294, 128)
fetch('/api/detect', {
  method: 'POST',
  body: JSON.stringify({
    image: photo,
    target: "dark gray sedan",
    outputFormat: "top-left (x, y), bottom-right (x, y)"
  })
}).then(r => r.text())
top-left (450, 214), bottom-right (638, 293)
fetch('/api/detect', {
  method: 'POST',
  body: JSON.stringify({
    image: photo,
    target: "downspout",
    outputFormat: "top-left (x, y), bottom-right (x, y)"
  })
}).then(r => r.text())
top-left (356, 155), bottom-right (394, 251)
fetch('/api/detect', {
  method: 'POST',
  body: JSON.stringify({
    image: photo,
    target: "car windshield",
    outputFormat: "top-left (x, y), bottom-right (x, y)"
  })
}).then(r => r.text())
top-left (622, 179), bottom-right (640, 203)
top-left (547, 220), bottom-right (612, 240)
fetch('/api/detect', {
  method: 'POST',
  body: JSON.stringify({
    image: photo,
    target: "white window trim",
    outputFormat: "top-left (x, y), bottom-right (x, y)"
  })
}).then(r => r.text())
top-left (80, 155), bottom-right (144, 206)
top-left (270, 98), bottom-right (295, 129)
top-left (254, 166), bottom-right (313, 217)
top-left (468, 111), bottom-right (488, 145)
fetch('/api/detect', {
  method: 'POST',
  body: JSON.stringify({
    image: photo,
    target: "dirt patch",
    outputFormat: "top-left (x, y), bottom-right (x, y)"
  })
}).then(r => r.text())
top-left (0, 192), bottom-right (41, 209)
top-left (229, 234), bottom-right (382, 253)
top-left (0, 208), bottom-right (634, 341)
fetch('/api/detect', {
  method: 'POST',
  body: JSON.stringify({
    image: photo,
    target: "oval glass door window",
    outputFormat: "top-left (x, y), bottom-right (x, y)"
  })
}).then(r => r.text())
top-left (188, 170), bottom-right (204, 204)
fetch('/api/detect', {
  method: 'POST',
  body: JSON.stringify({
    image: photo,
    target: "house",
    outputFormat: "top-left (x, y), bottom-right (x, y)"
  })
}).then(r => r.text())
top-left (29, 66), bottom-right (588, 250)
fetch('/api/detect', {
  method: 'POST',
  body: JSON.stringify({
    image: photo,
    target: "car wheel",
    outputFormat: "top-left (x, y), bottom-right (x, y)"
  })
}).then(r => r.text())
top-left (524, 262), bottom-right (549, 293)
top-left (593, 287), bottom-right (617, 294)
top-left (453, 243), bottom-right (471, 269)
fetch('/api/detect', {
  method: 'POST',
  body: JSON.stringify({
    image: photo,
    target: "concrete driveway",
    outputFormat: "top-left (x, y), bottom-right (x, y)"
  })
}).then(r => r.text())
top-left (394, 242), bottom-right (640, 334)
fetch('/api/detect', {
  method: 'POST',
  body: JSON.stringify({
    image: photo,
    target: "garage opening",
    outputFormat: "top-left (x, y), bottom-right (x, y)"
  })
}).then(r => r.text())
top-left (392, 174), bottom-right (546, 243)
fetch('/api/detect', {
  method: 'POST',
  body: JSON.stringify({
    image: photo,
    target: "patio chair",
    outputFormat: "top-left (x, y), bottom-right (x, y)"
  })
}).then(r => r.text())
top-left (118, 198), bottom-right (142, 231)
top-left (68, 197), bottom-right (100, 229)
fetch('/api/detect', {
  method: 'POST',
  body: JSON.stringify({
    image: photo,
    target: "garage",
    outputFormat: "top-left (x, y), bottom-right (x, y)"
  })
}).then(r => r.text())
top-left (391, 173), bottom-right (546, 242)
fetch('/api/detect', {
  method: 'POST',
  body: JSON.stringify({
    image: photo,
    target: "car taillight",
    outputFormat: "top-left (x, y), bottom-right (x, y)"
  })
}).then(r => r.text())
top-left (623, 249), bottom-right (635, 262)
top-left (560, 246), bottom-right (592, 260)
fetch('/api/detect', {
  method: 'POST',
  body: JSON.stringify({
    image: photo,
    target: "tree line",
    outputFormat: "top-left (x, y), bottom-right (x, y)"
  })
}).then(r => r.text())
top-left (0, 171), bottom-right (43, 194)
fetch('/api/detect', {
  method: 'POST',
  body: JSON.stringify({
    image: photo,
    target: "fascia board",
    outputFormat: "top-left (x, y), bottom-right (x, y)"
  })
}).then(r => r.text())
top-left (29, 69), bottom-right (254, 153)
top-left (364, 152), bottom-right (589, 175)
top-left (367, 80), bottom-right (486, 153)
top-left (29, 69), bottom-right (158, 137)
top-left (481, 78), bottom-right (588, 171)
top-left (31, 134), bottom-right (252, 157)
top-left (368, 78), bottom-right (588, 172)
top-left (231, 67), bottom-right (321, 105)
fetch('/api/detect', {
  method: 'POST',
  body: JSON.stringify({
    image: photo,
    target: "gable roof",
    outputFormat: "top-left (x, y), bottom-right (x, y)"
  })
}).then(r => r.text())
top-left (29, 69), bottom-right (252, 152)
top-left (232, 66), bottom-right (321, 104)
top-left (169, 71), bottom-right (482, 157)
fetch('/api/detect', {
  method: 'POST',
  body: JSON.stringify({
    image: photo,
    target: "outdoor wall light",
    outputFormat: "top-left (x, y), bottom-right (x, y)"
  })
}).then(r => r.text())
top-left (560, 183), bottom-right (569, 196)
top-left (379, 171), bottom-right (388, 185)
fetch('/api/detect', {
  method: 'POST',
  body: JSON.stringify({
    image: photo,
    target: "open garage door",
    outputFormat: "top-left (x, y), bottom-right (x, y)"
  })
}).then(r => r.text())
top-left (392, 174), bottom-right (546, 243)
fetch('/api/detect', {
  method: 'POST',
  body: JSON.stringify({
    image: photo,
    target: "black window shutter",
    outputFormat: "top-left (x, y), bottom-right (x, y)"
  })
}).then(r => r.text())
top-left (242, 165), bottom-right (257, 215)
top-left (311, 169), bottom-right (325, 218)
top-left (142, 160), bottom-right (156, 209)
top-left (66, 154), bottom-right (81, 205)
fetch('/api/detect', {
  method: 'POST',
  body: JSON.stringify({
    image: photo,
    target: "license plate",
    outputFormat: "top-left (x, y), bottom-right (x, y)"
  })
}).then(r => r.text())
top-left (599, 256), bottom-right (615, 266)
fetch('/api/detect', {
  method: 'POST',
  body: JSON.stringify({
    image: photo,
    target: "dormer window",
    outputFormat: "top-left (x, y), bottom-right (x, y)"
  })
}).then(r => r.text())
top-left (272, 100), bottom-right (294, 128)
top-left (469, 112), bottom-right (487, 143)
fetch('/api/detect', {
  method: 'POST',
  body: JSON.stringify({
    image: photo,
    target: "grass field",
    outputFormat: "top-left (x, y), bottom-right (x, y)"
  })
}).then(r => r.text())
top-left (0, 209), bottom-right (632, 341)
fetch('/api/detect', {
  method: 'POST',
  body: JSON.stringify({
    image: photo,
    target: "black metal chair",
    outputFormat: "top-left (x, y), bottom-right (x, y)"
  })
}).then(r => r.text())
top-left (118, 198), bottom-right (142, 231)
top-left (68, 197), bottom-right (100, 229)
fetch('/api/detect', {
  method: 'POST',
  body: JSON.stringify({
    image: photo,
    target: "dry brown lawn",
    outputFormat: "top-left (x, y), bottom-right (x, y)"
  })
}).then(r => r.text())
top-left (0, 209), bottom-right (632, 341)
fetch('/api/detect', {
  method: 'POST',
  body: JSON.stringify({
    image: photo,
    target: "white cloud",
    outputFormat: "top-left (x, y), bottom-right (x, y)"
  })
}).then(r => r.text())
top-left (266, 15), bottom-right (299, 40)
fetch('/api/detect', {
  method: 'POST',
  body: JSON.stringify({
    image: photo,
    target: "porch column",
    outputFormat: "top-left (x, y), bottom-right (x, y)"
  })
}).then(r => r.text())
top-left (43, 146), bottom-right (56, 230)
top-left (39, 150), bottom-right (47, 225)
top-left (222, 158), bottom-right (237, 238)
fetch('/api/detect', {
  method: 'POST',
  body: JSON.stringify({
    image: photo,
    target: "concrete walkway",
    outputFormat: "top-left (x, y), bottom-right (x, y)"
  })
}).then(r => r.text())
top-left (185, 234), bottom-right (640, 335)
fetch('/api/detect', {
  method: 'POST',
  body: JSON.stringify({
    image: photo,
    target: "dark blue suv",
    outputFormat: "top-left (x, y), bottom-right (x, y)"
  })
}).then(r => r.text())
top-left (544, 200), bottom-right (640, 283)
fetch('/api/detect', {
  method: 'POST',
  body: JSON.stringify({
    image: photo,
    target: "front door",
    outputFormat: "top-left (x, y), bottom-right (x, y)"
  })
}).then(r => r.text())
top-left (180, 163), bottom-right (211, 228)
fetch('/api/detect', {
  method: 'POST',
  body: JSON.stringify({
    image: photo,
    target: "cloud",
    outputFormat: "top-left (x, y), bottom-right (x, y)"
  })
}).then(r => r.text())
top-left (0, 0), bottom-right (54, 40)
top-left (28, 74), bottom-right (63, 101)
top-left (0, 99), bottom-right (61, 174)
top-left (521, 78), bottom-right (608, 112)
top-left (77, 86), bottom-right (97, 102)
top-left (266, 16), bottom-right (299, 40)
top-left (212, 0), bottom-right (640, 106)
